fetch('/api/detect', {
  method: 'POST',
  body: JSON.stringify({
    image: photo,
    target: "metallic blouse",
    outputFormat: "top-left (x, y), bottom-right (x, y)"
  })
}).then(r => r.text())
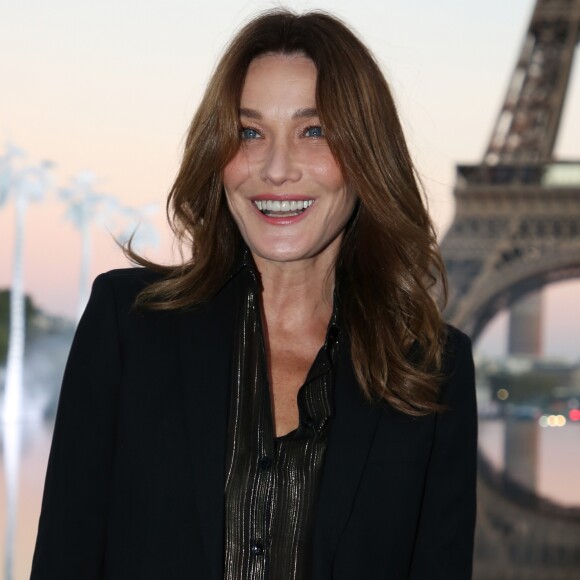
top-left (223, 264), bottom-right (339, 580)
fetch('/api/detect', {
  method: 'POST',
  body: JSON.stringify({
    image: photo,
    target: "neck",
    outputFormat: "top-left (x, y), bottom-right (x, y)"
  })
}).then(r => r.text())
top-left (252, 252), bottom-right (336, 335)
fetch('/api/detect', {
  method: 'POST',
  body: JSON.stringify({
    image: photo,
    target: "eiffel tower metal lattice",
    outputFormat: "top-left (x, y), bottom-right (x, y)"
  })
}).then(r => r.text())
top-left (440, 1), bottom-right (580, 578)
top-left (441, 0), bottom-right (580, 341)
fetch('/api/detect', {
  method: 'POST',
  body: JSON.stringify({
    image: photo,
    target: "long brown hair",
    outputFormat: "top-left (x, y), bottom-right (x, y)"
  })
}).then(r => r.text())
top-left (127, 9), bottom-right (448, 415)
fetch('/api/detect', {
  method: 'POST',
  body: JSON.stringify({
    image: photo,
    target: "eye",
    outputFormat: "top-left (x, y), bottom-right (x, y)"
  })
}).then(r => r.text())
top-left (304, 125), bottom-right (324, 138)
top-left (240, 127), bottom-right (261, 140)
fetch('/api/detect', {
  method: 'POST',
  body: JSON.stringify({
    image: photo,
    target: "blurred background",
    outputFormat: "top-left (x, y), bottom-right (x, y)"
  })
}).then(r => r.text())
top-left (1, 0), bottom-right (579, 578)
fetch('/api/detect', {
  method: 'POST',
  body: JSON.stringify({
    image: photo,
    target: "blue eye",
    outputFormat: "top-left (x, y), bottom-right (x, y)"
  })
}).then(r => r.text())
top-left (241, 127), bottom-right (260, 140)
top-left (304, 125), bottom-right (324, 137)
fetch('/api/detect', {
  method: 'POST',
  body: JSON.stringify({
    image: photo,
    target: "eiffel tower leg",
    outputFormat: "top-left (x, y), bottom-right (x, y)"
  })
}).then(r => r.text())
top-left (504, 418), bottom-right (539, 492)
top-left (508, 290), bottom-right (544, 357)
top-left (505, 291), bottom-right (542, 498)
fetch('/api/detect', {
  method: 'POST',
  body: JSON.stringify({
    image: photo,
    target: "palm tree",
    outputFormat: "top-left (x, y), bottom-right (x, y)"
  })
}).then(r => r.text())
top-left (60, 171), bottom-right (117, 320)
top-left (0, 144), bottom-right (51, 580)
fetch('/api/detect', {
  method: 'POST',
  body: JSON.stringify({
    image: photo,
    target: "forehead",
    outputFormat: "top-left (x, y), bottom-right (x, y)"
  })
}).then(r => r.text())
top-left (240, 54), bottom-right (318, 111)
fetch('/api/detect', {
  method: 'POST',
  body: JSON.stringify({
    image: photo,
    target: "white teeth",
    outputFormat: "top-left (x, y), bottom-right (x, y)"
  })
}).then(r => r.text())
top-left (253, 199), bottom-right (314, 214)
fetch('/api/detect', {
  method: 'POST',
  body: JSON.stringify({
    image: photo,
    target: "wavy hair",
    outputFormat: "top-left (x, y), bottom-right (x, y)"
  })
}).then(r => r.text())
top-left (127, 9), bottom-right (448, 415)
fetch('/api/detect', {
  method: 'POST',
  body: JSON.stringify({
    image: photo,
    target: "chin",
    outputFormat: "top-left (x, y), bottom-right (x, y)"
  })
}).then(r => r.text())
top-left (249, 238), bottom-right (313, 264)
top-left (253, 248), bottom-right (305, 264)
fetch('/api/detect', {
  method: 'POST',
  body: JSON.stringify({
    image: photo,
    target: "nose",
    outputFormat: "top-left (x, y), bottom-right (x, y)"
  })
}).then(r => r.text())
top-left (259, 137), bottom-right (301, 185)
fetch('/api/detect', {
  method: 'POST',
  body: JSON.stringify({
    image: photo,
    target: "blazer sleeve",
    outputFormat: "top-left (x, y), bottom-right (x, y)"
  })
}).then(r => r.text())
top-left (31, 273), bottom-right (122, 579)
top-left (409, 329), bottom-right (478, 580)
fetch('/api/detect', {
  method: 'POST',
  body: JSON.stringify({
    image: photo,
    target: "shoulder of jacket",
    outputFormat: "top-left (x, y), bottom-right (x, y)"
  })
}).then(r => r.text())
top-left (98, 266), bottom-right (161, 282)
top-left (91, 267), bottom-right (163, 308)
top-left (443, 323), bottom-right (472, 351)
top-left (440, 323), bottom-right (473, 379)
top-left (96, 267), bottom-right (162, 288)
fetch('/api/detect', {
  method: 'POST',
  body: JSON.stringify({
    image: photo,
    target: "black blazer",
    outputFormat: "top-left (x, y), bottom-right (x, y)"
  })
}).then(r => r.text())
top-left (31, 267), bottom-right (477, 579)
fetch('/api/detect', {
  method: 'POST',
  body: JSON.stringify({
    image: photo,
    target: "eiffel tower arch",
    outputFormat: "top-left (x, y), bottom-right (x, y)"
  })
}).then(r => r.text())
top-left (439, 0), bottom-right (580, 578)
top-left (442, 161), bottom-right (580, 340)
top-left (442, 0), bottom-right (580, 340)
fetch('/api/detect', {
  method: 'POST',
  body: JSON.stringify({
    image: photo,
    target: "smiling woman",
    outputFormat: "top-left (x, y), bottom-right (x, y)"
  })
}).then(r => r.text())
top-left (31, 9), bottom-right (477, 580)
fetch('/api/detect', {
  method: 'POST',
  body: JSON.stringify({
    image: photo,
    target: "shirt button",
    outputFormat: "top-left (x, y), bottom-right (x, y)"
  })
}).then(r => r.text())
top-left (258, 456), bottom-right (273, 470)
top-left (250, 539), bottom-right (265, 556)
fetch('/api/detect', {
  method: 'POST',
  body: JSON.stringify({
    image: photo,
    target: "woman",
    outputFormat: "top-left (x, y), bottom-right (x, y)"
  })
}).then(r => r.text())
top-left (31, 9), bottom-right (477, 580)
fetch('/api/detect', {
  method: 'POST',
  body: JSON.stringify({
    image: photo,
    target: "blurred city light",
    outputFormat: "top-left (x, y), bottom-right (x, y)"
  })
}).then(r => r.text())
top-left (497, 388), bottom-right (509, 401)
top-left (539, 414), bottom-right (567, 427)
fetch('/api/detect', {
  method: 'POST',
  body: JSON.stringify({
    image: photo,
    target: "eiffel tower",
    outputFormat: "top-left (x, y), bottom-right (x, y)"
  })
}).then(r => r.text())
top-left (442, 0), bottom-right (580, 339)
top-left (440, 0), bottom-right (580, 578)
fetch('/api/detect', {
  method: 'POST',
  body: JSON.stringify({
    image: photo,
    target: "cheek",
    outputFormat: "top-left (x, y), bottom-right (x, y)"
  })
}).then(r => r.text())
top-left (223, 152), bottom-right (251, 193)
top-left (309, 154), bottom-right (345, 190)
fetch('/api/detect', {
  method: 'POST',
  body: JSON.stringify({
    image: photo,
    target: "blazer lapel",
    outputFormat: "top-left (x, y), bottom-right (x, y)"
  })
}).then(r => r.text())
top-left (312, 338), bottom-right (382, 576)
top-left (178, 282), bottom-right (239, 580)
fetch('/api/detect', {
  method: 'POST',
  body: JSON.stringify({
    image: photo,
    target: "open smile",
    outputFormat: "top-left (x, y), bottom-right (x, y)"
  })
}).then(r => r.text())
top-left (253, 199), bottom-right (314, 217)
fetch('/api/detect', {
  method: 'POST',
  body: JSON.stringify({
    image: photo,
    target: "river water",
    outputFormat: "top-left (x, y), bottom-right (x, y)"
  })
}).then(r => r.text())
top-left (478, 418), bottom-right (580, 507)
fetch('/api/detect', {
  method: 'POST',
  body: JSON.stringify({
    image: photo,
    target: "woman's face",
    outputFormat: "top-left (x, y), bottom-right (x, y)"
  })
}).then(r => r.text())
top-left (223, 53), bottom-right (357, 267)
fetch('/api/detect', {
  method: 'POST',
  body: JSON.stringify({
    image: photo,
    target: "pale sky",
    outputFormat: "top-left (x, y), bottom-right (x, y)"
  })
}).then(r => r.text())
top-left (1, 0), bottom-right (579, 359)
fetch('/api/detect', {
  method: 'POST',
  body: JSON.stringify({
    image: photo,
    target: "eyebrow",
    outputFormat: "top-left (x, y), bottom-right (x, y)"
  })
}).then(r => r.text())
top-left (239, 108), bottom-right (262, 120)
top-left (292, 108), bottom-right (319, 120)
top-left (238, 107), bottom-right (319, 120)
